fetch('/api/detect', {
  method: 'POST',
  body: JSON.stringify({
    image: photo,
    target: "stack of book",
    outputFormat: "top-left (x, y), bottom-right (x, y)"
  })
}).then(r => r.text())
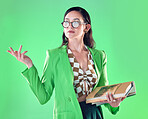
top-left (86, 81), bottom-right (136, 106)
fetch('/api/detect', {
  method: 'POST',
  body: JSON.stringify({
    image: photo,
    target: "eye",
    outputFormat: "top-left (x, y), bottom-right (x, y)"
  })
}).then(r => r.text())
top-left (72, 21), bottom-right (79, 27)
top-left (63, 21), bottom-right (69, 27)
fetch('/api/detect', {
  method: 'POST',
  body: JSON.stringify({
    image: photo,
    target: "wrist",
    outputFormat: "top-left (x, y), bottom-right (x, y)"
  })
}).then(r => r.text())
top-left (26, 63), bottom-right (33, 69)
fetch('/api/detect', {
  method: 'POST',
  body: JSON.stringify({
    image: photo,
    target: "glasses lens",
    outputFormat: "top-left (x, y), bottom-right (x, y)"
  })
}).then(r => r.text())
top-left (72, 21), bottom-right (79, 28)
top-left (63, 21), bottom-right (69, 28)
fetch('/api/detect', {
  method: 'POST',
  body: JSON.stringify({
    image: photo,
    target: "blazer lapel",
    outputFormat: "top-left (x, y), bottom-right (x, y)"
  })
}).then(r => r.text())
top-left (59, 44), bottom-right (74, 86)
top-left (86, 46), bottom-right (101, 90)
top-left (86, 46), bottom-right (101, 77)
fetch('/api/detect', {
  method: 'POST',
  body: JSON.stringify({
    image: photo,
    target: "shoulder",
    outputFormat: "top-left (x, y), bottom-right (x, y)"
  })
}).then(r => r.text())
top-left (90, 48), bottom-right (107, 59)
top-left (47, 47), bottom-right (61, 54)
top-left (45, 45), bottom-right (66, 58)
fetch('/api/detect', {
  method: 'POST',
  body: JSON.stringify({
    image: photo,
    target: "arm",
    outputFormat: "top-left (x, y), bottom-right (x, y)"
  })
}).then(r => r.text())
top-left (21, 50), bottom-right (55, 105)
top-left (97, 50), bottom-right (119, 115)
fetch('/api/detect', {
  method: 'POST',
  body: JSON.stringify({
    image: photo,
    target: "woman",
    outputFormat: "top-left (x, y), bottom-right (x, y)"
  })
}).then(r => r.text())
top-left (7, 7), bottom-right (126, 119)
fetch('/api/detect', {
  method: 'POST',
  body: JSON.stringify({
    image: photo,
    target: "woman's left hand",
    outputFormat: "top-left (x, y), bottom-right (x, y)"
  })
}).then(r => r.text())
top-left (99, 92), bottom-right (126, 107)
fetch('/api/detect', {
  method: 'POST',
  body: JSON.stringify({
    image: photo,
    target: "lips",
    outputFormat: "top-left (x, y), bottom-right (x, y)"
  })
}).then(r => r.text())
top-left (68, 30), bottom-right (75, 33)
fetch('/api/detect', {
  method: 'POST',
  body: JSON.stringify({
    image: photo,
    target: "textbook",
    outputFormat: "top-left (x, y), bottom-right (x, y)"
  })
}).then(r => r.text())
top-left (86, 81), bottom-right (136, 106)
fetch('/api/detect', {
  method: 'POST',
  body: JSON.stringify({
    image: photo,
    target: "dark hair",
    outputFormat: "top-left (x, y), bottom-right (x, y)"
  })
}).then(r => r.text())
top-left (60, 6), bottom-right (96, 48)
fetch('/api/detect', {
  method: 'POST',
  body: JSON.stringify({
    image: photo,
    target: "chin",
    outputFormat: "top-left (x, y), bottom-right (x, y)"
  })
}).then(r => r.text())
top-left (66, 35), bottom-right (76, 40)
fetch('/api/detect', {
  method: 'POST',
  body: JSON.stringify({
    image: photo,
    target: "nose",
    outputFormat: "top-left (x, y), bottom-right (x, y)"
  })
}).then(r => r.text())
top-left (68, 22), bottom-right (73, 28)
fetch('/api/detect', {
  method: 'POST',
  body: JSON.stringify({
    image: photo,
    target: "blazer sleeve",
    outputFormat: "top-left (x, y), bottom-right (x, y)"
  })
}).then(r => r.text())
top-left (97, 50), bottom-right (120, 115)
top-left (21, 50), bottom-right (55, 105)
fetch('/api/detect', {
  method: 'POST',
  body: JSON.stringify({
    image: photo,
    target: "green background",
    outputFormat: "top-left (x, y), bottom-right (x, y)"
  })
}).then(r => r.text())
top-left (0, 0), bottom-right (147, 119)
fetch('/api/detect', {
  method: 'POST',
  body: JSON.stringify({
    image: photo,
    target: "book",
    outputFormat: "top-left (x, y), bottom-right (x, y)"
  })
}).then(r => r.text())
top-left (86, 81), bottom-right (136, 106)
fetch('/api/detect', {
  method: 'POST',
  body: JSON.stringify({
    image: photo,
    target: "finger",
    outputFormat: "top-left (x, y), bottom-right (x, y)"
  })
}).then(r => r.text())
top-left (109, 93), bottom-right (115, 102)
top-left (106, 92), bottom-right (111, 102)
top-left (9, 47), bottom-right (15, 55)
top-left (21, 53), bottom-right (24, 60)
top-left (116, 97), bottom-right (122, 102)
top-left (121, 96), bottom-right (126, 101)
top-left (99, 100), bottom-right (107, 103)
top-left (18, 45), bottom-right (22, 59)
top-left (108, 92), bottom-right (112, 102)
top-left (21, 51), bottom-right (28, 59)
top-left (13, 51), bottom-right (18, 57)
top-left (7, 50), bottom-right (12, 54)
top-left (7, 49), bottom-right (16, 57)
top-left (99, 100), bottom-right (105, 102)
top-left (104, 100), bottom-right (108, 103)
top-left (22, 51), bottom-right (28, 55)
top-left (99, 100), bottom-right (108, 103)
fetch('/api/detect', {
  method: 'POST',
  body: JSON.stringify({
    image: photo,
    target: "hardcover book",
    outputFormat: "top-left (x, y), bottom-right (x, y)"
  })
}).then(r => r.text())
top-left (86, 81), bottom-right (136, 106)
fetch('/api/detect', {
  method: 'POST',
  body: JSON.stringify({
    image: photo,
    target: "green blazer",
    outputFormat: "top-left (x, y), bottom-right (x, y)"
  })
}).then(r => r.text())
top-left (21, 43), bottom-right (119, 119)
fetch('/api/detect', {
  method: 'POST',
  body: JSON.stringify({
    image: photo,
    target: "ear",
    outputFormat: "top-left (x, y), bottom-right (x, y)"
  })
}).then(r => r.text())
top-left (84, 24), bottom-right (91, 33)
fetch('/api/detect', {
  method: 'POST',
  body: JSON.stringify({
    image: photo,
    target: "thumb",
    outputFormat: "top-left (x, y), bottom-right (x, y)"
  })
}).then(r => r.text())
top-left (121, 96), bottom-right (126, 101)
top-left (22, 51), bottom-right (28, 55)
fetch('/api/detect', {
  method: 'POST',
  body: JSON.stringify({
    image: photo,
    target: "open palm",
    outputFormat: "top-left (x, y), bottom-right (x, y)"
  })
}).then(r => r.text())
top-left (7, 45), bottom-right (33, 67)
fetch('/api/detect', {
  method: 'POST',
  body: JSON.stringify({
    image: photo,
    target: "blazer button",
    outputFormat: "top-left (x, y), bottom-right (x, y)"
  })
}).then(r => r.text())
top-left (68, 97), bottom-right (71, 102)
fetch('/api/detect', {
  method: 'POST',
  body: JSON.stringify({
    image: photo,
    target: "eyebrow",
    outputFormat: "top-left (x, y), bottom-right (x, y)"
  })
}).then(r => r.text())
top-left (65, 18), bottom-right (80, 21)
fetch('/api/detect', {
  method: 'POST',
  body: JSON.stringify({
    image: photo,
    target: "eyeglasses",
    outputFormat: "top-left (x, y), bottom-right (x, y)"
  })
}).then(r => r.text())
top-left (61, 21), bottom-right (87, 28)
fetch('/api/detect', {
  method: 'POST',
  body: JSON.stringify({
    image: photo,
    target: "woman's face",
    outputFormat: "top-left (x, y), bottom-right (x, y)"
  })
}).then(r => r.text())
top-left (63, 11), bottom-right (87, 41)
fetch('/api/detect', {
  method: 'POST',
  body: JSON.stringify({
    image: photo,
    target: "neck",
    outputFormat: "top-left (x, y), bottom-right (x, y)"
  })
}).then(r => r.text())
top-left (67, 38), bottom-right (86, 53)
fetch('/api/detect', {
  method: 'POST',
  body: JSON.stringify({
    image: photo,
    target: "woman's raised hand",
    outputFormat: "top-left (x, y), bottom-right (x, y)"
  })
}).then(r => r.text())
top-left (7, 45), bottom-right (33, 68)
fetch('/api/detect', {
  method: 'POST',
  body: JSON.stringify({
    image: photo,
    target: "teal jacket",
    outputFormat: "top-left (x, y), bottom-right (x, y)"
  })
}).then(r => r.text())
top-left (21, 43), bottom-right (119, 119)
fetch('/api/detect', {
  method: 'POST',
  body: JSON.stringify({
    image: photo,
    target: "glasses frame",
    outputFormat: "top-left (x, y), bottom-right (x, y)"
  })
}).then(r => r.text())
top-left (61, 20), bottom-right (87, 28)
